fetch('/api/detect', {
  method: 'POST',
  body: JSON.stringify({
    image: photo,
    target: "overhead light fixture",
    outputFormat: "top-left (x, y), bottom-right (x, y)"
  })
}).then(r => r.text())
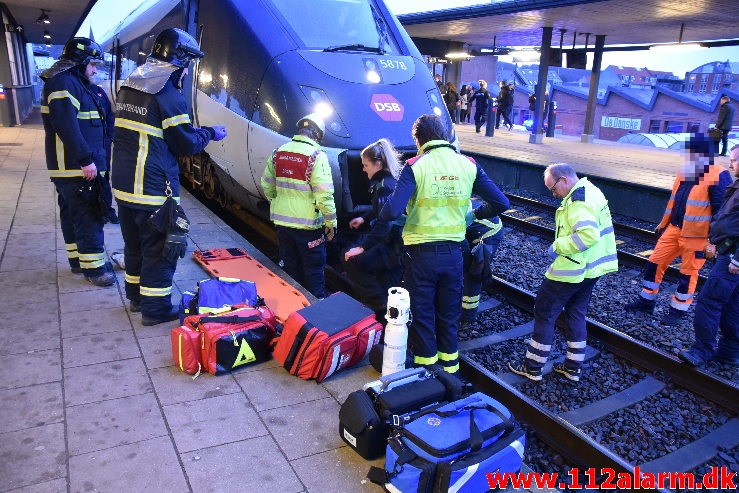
top-left (445, 52), bottom-right (473, 60)
top-left (43, 30), bottom-right (51, 39)
top-left (650, 22), bottom-right (706, 52)
top-left (36, 9), bottom-right (51, 25)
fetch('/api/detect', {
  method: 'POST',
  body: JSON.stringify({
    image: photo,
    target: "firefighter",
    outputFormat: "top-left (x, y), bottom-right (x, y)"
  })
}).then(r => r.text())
top-left (379, 114), bottom-right (509, 374)
top-left (461, 198), bottom-right (505, 326)
top-left (261, 114), bottom-right (337, 299)
top-left (40, 37), bottom-right (114, 287)
top-left (625, 134), bottom-right (732, 326)
top-left (112, 28), bottom-right (228, 326)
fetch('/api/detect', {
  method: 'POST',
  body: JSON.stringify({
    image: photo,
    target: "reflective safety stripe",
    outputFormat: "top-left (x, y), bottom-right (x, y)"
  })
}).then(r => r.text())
top-left (566, 351), bottom-right (586, 361)
top-left (276, 181), bottom-right (312, 192)
top-left (600, 225), bottom-right (614, 236)
top-left (79, 252), bottom-right (106, 269)
top-left (113, 188), bottom-right (177, 207)
top-left (547, 267), bottom-right (585, 277)
top-left (134, 132), bottom-right (148, 197)
top-left (270, 213), bottom-right (324, 228)
top-left (567, 340), bottom-right (587, 348)
top-left (573, 220), bottom-right (598, 230)
top-left (115, 118), bottom-right (164, 138)
top-left (585, 253), bottom-right (618, 270)
top-left (684, 215), bottom-right (712, 222)
top-left (440, 362), bottom-right (460, 373)
top-left (462, 294), bottom-right (479, 309)
top-left (65, 243), bottom-right (79, 259)
top-left (55, 135), bottom-right (66, 171)
top-left (674, 291), bottom-right (694, 301)
top-left (670, 297), bottom-right (692, 310)
top-left (525, 350), bottom-right (548, 363)
top-left (571, 232), bottom-right (588, 252)
top-left (49, 169), bottom-right (85, 178)
top-left (448, 462), bottom-right (478, 493)
top-left (312, 182), bottom-right (333, 192)
top-left (643, 280), bottom-right (660, 289)
top-left (686, 199), bottom-right (710, 207)
top-left (40, 105), bottom-right (50, 114)
top-left (125, 273), bottom-right (140, 285)
top-left (640, 290), bottom-right (658, 300)
top-left (161, 113), bottom-right (190, 129)
top-left (141, 285), bottom-right (172, 297)
top-left (77, 111), bottom-right (101, 120)
top-left (437, 351), bottom-right (459, 361)
top-left (414, 354), bottom-right (438, 365)
top-left (48, 90), bottom-right (80, 110)
top-left (528, 339), bottom-right (551, 351)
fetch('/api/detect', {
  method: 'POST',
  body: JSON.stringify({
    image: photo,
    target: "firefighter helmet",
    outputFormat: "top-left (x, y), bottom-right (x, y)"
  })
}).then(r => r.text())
top-left (61, 37), bottom-right (103, 65)
top-left (150, 28), bottom-right (204, 68)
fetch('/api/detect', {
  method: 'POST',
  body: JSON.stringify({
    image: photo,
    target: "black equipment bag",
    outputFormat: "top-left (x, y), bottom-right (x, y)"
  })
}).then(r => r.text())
top-left (339, 390), bottom-right (386, 460)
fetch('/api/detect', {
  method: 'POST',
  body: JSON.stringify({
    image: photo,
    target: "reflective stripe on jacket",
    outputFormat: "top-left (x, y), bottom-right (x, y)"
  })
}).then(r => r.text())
top-left (112, 80), bottom-right (212, 210)
top-left (261, 135), bottom-right (336, 230)
top-left (657, 165), bottom-right (726, 238)
top-left (41, 69), bottom-right (106, 180)
top-left (546, 178), bottom-right (618, 283)
top-left (402, 140), bottom-right (477, 245)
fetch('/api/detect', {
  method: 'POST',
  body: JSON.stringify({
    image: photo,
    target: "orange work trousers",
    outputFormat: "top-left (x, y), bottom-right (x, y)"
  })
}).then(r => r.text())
top-left (640, 224), bottom-right (707, 310)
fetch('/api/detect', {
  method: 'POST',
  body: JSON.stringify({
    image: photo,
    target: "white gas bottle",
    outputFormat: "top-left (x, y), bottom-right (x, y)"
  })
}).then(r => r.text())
top-left (382, 287), bottom-right (411, 376)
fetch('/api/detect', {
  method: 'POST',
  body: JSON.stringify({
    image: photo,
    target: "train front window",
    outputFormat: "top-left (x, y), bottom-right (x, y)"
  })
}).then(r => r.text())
top-left (270, 0), bottom-right (398, 54)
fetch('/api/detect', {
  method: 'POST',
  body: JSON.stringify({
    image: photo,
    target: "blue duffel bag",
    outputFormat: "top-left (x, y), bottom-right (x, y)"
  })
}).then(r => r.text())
top-left (369, 392), bottom-right (525, 493)
top-left (179, 277), bottom-right (261, 324)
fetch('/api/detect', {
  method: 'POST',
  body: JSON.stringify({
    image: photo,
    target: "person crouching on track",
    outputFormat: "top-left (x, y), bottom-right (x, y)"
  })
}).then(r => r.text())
top-left (261, 114), bottom-right (337, 299)
top-left (461, 197), bottom-right (505, 328)
top-left (508, 164), bottom-right (618, 383)
top-left (343, 138), bottom-right (404, 319)
top-left (625, 134), bottom-right (732, 326)
top-left (678, 144), bottom-right (739, 367)
top-left (380, 114), bottom-right (510, 374)
top-left (112, 28), bottom-right (228, 326)
top-left (40, 37), bottom-right (115, 287)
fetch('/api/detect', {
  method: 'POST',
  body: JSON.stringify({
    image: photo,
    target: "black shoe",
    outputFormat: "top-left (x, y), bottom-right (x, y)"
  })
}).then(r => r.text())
top-left (553, 363), bottom-right (581, 382)
top-left (508, 360), bottom-right (542, 381)
top-left (678, 349), bottom-right (706, 367)
top-left (660, 307), bottom-right (686, 326)
top-left (625, 297), bottom-right (655, 314)
top-left (141, 308), bottom-right (179, 326)
top-left (86, 271), bottom-right (116, 287)
top-left (130, 300), bottom-right (141, 313)
top-left (70, 266), bottom-right (83, 274)
top-left (108, 210), bottom-right (120, 224)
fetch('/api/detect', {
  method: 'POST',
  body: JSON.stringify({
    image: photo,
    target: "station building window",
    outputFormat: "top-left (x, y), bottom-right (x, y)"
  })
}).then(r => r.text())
top-left (649, 120), bottom-right (662, 133)
top-left (687, 122), bottom-right (700, 133)
top-left (699, 82), bottom-right (707, 93)
top-left (666, 121), bottom-right (684, 133)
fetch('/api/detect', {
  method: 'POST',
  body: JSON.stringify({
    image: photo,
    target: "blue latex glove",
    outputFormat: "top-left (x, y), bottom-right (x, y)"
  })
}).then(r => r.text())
top-left (547, 243), bottom-right (558, 260)
top-left (211, 125), bottom-right (228, 141)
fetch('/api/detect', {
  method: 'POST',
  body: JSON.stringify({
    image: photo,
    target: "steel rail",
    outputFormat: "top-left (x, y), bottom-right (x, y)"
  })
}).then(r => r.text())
top-left (488, 276), bottom-right (738, 413)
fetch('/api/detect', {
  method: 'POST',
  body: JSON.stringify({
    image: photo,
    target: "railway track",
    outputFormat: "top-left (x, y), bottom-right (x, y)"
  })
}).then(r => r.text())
top-left (502, 193), bottom-right (709, 289)
top-left (459, 276), bottom-right (738, 491)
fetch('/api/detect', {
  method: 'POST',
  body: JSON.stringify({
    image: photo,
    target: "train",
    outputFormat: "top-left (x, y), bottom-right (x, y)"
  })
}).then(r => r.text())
top-left (99, 0), bottom-right (457, 226)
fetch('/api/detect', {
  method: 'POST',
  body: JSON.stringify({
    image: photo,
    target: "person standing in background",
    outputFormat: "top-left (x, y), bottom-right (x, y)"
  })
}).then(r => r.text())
top-left (459, 85), bottom-right (469, 124)
top-left (444, 82), bottom-right (460, 124)
top-left (473, 80), bottom-right (490, 134)
top-left (40, 37), bottom-right (115, 287)
top-left (716, 96), bottom-right (734, 156)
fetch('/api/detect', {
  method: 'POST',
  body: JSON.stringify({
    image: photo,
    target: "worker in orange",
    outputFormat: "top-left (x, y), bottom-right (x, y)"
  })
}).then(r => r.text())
top-left (626, 134), bottom-right (732, 325)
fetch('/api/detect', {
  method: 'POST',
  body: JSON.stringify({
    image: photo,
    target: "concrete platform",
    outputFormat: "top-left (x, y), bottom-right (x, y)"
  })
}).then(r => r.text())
top-left (2, 113), bottom-right (726, 492)
top-left (0, 117), bottom-right (384, 493)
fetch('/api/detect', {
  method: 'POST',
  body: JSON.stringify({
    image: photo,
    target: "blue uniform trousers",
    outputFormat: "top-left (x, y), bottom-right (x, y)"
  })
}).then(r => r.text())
top-left (461, 229), bottom-right (504, 322)
top-left (525, 277), bottom-right (598, 371)
top-left (405, 241), bottom-right (464, 373)
top-left (690, 254), bottom-right (739, 361)
top-left (118, 204), bottom-right (177, 317)
top-left (276, 226), bottom-right (327, 298)
top-left (55, 180), bottom-right (107, 276)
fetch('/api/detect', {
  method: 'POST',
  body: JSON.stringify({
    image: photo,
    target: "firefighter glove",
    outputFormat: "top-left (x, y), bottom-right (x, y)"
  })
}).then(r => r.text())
top-left (163, 231), bottom-right (188, 262)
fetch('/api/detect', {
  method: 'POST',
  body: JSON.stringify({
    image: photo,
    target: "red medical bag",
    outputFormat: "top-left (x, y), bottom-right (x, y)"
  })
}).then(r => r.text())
top-left (272, 292), bottom-right (383, 382)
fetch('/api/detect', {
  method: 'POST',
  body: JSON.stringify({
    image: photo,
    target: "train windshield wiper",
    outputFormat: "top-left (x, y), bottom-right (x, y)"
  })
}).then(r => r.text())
top-left (324, 44), bottom-right (384, 53)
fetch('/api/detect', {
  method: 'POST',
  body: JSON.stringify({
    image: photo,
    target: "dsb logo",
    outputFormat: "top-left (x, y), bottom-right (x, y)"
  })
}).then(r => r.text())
top-left (370, 94), bottom-right (404, 122)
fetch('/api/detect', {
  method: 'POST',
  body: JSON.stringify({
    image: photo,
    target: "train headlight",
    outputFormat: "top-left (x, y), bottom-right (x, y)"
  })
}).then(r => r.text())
top-left (366, 70), bottom-right (381, 84)
top-left (314, 101), bottom-right (334, 119)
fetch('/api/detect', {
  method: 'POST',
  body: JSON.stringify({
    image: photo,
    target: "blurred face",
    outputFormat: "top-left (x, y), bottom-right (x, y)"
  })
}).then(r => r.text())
top-left (730, 147), bottom-right (739, 178)
top-left (544, 172), bottom-right (565, 198)
top-left (83, 61), bottom-right (98, 82)
top-left (361, 155), bottom-right (383, 180)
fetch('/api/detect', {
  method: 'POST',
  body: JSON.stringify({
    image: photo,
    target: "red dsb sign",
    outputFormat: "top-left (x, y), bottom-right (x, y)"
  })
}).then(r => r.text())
top-left (370, 94), bottom-right (404, 121)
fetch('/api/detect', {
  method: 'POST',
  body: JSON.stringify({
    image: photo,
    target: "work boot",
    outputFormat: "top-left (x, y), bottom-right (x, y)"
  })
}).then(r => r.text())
top-left (130, 300), bottom-right (142, 313)
top-left (660, 307), bottom-right (686, 326)
top-left (678, 349), bottom-right (706, 367)
top-left (553, 363), bottom-right (581, 382)
top-left (625, 297), bottom-right (655, 314)
top-left (86, 271), bottom-right (116, 287)
top-left (108, 209), bottom-right (120, 224)
top-left (70, 266), bottom-right (84, 274)
top-left (507, 360), bottom-right (542, 382)
top-left (141, 308), bottom-right (179, 326)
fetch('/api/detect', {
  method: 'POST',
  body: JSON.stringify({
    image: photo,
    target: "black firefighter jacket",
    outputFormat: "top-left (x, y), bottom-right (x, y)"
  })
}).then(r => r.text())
top-left (112, 79), bottom-right (212, 210)
top-left (41, 68), bottom-right (107, 181)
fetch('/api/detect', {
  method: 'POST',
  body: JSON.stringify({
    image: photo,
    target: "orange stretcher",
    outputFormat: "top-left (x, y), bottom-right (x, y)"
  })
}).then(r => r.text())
top-left (193, 247), bottom-right (310, 322)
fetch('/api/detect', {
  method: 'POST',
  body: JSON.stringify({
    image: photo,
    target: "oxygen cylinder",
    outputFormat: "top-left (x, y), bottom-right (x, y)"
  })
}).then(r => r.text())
top-left (382, 287), bottom-right (411, 376)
